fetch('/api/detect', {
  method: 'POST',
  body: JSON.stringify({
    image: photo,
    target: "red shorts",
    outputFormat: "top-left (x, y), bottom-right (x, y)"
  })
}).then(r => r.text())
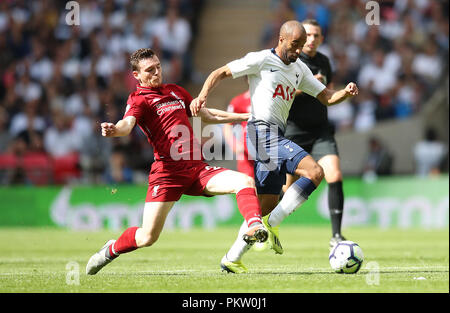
top-left (146, 160), bottom-right (228, 202)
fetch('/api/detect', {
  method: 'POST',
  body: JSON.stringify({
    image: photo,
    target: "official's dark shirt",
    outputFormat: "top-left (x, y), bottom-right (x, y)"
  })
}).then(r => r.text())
top-left (285, 51), bottom-right (333, 141)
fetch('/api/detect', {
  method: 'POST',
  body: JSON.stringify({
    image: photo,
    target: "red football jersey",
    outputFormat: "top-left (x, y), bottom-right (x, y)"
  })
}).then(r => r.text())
top-left (227, 90), bottom-right (251, 130)
top-left (124, 84), bottom-right (202, 162)
top-left (227, 90), bottom-right (251, 154)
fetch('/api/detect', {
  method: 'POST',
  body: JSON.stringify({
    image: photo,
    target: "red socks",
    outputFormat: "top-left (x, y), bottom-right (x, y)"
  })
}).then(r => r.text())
top-left (109, 226), bottom-right (139, 259)
top-left (236, 188), bottom-right (262, 227)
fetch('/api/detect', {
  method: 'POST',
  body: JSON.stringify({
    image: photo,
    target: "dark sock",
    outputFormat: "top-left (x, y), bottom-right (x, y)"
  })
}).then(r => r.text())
top-left (328, 181), bottom-right (344, 237)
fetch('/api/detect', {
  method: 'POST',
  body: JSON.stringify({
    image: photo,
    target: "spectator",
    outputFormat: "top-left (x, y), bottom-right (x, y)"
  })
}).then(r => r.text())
top-left (14, 70), bottom-right (42, 103)
top-left (28, 40), bottom-right (54, 83)
top-left (353, 89), bottom-right (377, 132)
top-left (327, 99), bottom-right (354, 131)
top-left (392, 75), bottom-right (421, 118)
top-left (412, 39), bottom-right (443, 83)
top-left (413, 128), bottom-right (448, 177)
top-left (152, 5), bottom-right (192, 83)
top-left (43, 109), bottom-right (81, 158)
top-left (9, 100), bottom-right (46, 138)
top-left (0, 106), bottom-right (12, 153)
top-left (104, 147), bottom-right (133, 184)
top-left (362, 136), bottom-right (394, 181)
top-left (79, 117), bottom-right (112, 184)
top-left (357, 49), bottom-right (397, 98)
top-left (357, 49), bottom-right (397, 121)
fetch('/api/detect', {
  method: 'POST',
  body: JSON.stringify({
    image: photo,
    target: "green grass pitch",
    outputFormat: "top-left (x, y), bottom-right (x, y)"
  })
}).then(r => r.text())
top-left (0, 227), bottom-right (448, 293)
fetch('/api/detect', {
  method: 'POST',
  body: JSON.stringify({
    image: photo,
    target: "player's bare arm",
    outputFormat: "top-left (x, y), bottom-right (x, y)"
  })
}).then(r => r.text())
top-left (191, 65), bottom-right (233, 116)
top-left (316, 82), bottom-right (358, 106)
top-left (101, 116), bottom-right (136, 137)
top-left (198, 107), bottom-right (250, 124)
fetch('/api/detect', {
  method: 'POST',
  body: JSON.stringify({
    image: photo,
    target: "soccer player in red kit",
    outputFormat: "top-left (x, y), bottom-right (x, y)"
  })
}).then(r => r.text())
top-left (86, 48), bottom-right (268, 275)
top-left (223, 89), bottom-right (254, 178)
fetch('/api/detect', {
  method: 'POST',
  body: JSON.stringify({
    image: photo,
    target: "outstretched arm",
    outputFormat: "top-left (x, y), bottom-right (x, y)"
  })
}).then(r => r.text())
top-left (101, 116), bottom-right (136, 137)
top-left (198, 107), bottom-right (250, 124)
top-left (190, 65), bottom-right (233, 116)
top-left (316, 82), bottom-right (358, 106)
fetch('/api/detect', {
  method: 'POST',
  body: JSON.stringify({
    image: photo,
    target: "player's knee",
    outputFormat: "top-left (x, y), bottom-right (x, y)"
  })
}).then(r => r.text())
top-left (236, 173), bottom-right (255, 191)
top-left (326, 170), bottom-right (342, 183)
top-left (309, 164), bottom-right (324, 185)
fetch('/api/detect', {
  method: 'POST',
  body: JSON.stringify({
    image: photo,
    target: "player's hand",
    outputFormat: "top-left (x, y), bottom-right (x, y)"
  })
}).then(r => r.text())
top-left (345, 82), bottom-right (358, 97)
top-left (101, 122), bottom-right (116, 137)
top-left (190, 96), bottom-right (207, 116)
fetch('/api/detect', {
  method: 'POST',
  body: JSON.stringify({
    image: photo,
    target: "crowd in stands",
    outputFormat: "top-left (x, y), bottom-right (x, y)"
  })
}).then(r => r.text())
top-left (0, 0), bottom-right (204, 185)
top-left (0, 0), bottom-right (447, 185)
top-left (266, 0), bottom-right (448, 132)
top-left (264, 0), bottom-right (448, 177)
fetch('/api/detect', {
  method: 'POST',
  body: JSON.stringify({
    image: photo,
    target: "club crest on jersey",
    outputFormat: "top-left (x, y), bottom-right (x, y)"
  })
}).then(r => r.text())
top-left (272, 84), bottom-right (296, 101)
top-left (284, 144), bottom-right (294, 152)
top-left (152, 185), bottom-right (160, 197)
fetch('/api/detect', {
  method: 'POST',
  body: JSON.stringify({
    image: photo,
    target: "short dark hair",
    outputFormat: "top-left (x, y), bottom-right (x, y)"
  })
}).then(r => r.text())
top-left (302, 19), bottom-right (320, 27)
top-left (130, 48), bottom-right (155, 71)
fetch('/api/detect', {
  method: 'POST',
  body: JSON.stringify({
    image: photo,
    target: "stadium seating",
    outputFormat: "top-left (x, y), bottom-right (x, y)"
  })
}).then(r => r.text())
top-left (22, 152), bottom-right (53, 185)
top-left (0, 152), bottom-right (80, 185)
top-left (52, 153), bottom-right (81, 184)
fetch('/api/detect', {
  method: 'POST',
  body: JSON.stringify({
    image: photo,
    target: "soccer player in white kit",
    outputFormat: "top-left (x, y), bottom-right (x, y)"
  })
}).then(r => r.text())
top-left (191, 20), bottom-right (358, 273)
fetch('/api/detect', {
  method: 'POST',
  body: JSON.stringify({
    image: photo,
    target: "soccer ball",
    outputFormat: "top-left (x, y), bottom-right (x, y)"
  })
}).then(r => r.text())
top-left (329, 241), bottom-right (364, 274)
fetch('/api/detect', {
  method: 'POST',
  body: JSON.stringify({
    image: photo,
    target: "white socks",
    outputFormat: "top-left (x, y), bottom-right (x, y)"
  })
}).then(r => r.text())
top-left (268, 183), bottom-right (308, 227)
top-left (224, 221), bottom-right (253, 262)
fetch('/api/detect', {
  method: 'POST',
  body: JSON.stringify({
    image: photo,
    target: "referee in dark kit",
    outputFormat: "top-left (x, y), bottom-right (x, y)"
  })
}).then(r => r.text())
top-left (283, 19), bottom-right (347, 248)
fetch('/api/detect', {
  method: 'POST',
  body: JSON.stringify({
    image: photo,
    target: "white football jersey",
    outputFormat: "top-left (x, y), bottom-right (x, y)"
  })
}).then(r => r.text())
top-left (227, 49), bottom-right (326, 133)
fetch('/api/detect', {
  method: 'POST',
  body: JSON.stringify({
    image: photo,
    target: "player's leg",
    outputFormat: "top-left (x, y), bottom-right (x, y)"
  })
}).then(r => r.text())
top-left (259, 193), bottom-right (285, 254)
top-left (219, 193), bottom-right (279, 272)
top-left (204, 169), bottom-right (267, 242)
top-left (282, 173), bottom-right (299, 194)
top-left (202, 169), bottom-right (268, 273)
top-left (267, 154), bottom-right (324, 228)
top-left (135, 201), bottom-right (176, 247)
top-left (86, 201), bottom-right (175, 275)
top-left (281, 140), bottom-right (312, 195)
top-left (318, 154), bottom-right (346, 246)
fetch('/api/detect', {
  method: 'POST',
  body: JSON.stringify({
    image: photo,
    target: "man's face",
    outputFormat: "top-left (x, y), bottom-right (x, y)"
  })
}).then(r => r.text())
top-left (302, 24), bottom-right (323, 55)
top-left (133, 56), bottom-right (163, 87)
top-left (280, 28), bottom-right (306, 64)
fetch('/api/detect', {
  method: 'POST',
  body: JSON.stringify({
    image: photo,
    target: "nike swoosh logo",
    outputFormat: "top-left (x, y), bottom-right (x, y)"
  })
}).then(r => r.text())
top-left (270, 69), bottom-right (278, 72)
top-left (345, 262), bottom-right (358, 268)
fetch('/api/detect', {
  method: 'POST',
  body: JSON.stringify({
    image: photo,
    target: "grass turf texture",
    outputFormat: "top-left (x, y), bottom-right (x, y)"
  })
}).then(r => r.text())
top-left (0, 227), bottom-right (448, 293)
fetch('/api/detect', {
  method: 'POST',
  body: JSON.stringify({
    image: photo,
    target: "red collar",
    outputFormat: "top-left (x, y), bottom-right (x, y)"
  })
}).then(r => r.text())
top-left (136, 84), bottom-right (163, 95)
